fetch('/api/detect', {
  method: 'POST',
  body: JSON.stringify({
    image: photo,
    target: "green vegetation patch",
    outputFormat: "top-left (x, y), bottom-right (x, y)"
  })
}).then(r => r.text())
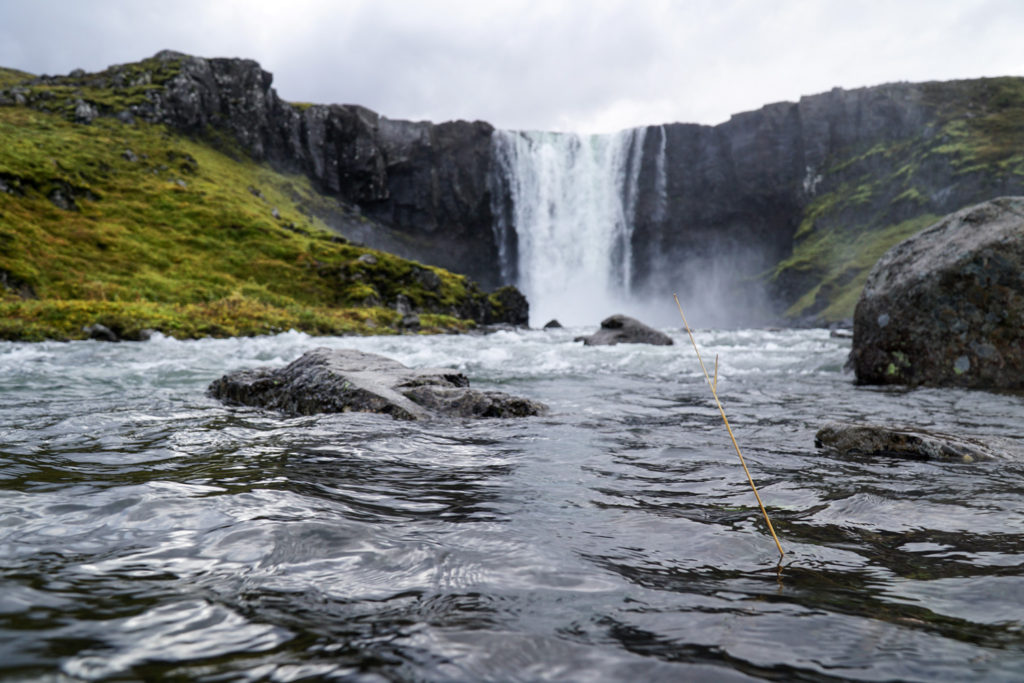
top-left (923, 77), bottom-right (1024, 173)
top-left (776, 213), bottom-right (940, 321)
top-left (0, 54), bottom-right (183, 119)
top-left (0, 106), bottom-right (482, 340)
top-left (0, 67), bottom-right (33, 88)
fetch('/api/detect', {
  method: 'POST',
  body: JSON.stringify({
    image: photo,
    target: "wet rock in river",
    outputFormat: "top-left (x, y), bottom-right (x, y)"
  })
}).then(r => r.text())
top-left (850, 196), bottom-right (1024, 389)
top-left (208, 347), bottom-right (547, 420)
top-left (814, 422), bottom-right (1024, 462)
top-left (574, 314), bottom-right (673, 346)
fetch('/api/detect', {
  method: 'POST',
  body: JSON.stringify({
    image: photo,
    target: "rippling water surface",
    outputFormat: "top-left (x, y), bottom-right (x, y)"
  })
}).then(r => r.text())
top-left (2, 328), bottom-right (1024, 681)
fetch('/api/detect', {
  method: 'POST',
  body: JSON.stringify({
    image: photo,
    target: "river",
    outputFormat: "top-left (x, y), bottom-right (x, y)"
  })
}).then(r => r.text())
top-left (2, 327), bottom-right (1023, 681)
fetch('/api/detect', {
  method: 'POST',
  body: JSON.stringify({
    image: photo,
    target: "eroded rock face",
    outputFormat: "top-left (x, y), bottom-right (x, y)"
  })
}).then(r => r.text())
top-left (849, 197), bottom-right (1024, 388)
top-left (132, 53), bottom-right (502, 288)
top-left (814, 422), bottom-right (1024, 462)
top-left (574, 315), bottom-right (673, 346)
top-left (208, 348), bottom-right (546, 420)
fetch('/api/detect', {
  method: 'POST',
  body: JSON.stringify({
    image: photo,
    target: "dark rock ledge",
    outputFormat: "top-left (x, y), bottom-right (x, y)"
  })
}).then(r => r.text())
top-left (814, 422), bottom-right (1024, 463)
top-left (208, 347), bottom-right (546, 420)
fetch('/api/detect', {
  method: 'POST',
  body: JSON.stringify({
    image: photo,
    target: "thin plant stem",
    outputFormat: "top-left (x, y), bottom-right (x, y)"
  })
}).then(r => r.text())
top-left (674, 294), bottom-right (785, 559)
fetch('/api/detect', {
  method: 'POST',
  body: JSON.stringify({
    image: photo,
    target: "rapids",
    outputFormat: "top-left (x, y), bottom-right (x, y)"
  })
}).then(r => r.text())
top-left (2, 327), bottom-right (1023, 680)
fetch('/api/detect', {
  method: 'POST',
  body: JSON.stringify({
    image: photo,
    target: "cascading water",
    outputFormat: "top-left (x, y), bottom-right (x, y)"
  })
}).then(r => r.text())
top-left (491, 128), bottom-right (651, 327)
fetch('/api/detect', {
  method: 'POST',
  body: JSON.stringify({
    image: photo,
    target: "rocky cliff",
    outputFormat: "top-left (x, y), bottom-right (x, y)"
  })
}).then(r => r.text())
top-left (0, 53), bottom-right (528, 341)
top-left (626, 79), bottom-right (1024, 322)
top-left (0, 51), bottom-right (502, 288)
top-left (6, 52), bottom-right (1023, 323)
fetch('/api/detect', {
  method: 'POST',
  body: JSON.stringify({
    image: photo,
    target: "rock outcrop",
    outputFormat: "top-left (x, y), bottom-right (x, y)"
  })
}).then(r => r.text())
top-left (128, 52), bottom-right (501, 289)
top-left (815, 422), bottom-right (1024, 462)
top-left (208, 348), bottom-right (546, 420)
top-left (574, 314), bottom-right (673, 346)
top-left (8, 53), bottom-right (1024, 323)
top-left (849, 197), bottom-right (1024, 388)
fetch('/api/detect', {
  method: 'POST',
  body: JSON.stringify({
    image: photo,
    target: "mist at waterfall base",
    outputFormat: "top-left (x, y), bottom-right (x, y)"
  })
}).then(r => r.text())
top-left (491, 128), bottom-right (775, 329)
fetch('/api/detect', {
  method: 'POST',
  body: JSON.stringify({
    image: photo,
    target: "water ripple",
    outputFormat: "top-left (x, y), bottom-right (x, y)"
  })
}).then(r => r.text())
top-left (2, 331), bottom-right (1024, 680)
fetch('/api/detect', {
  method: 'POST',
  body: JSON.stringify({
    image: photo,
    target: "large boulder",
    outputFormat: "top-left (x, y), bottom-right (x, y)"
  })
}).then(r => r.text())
top-left (850, 197), bottom-right (1024, 388)
top-left (208, 347), bottom-right (546, 420)
top-left (815, 422), bottom-right (1024, 463)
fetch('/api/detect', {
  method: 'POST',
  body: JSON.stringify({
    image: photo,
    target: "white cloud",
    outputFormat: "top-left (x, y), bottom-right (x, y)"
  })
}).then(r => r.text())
top-left (1, 0), bottom-right (1023, 132)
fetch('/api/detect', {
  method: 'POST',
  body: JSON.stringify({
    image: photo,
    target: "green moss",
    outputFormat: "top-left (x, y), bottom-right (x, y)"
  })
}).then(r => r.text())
top-left (891, 187), bottom-right (925, 205)
top-left (0, 105), bottom-right (484, 340)
top-left (779, 213), bottom-right (940, 321)
top-left (0, 55), bottom-right (183, 117)
top-left (923, 77), bottom-right (1024, 171)
top-left (0, 67), bottom-right (33, 88)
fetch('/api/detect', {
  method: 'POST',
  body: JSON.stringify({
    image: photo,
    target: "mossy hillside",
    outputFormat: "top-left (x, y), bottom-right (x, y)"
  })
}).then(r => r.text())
top-left (0, 54), bottom-right (184, 118)
top-left (922, 77), bottom-right (1024, 173)
top-left (0, 67), bottom-right (34, 88)
top-left (0, 105), bottom-right (484, 340)
top-left (775, 77), bottom-right (1024, 322)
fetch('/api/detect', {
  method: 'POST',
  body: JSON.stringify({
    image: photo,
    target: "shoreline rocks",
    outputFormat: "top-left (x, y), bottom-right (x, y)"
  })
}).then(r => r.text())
top-left (574, 314), bottom-right (673, 347)
top-left (208, 347), bottom-right (547, 420)
top-left (850, 197), bottom-right (1024, 389)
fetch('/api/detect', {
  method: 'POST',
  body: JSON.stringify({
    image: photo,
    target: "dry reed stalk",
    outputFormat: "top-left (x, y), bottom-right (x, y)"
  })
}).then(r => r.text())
top-left (673, 294), bottom-right (785, 559)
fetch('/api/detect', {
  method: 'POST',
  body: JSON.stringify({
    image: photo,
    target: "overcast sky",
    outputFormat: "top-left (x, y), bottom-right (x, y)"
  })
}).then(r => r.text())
top-left (2, 0), bottom-right (1023, 133)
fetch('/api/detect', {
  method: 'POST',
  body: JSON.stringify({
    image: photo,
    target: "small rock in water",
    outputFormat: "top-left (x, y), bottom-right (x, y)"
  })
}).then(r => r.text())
top-left (575, 314), bottom-right (673, 346)
top-left (814, 421), bottom-right (1024, 462)
top-left (83, 323), bottom-right (118, 342)
top-left (543, 319), bottom-right (563, 329)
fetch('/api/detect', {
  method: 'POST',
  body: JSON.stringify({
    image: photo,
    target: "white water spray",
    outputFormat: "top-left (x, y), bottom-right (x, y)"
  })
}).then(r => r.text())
top-left (491, 128), bottom-right (650, 327)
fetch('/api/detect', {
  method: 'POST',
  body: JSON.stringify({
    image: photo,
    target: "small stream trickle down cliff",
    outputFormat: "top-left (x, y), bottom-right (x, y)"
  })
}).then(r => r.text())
top-left (490, 128), bottom-right (660, 326)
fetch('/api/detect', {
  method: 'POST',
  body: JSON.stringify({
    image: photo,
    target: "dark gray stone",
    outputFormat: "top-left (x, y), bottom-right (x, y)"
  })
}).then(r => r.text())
top-left (850, 197), bottom-right (1024, 388)
top-left (83, 323), bottom-right (118, 342)
top-left (543, 319), bottom-right (563, 329)
top-left (815, 422), bottom-right (1024, 462)
top-left (208, 347), bottom-right (546, 420)
top-left (575, 314), bottom-right (673, 346)
top-left (399, 313), bottom-right (420, 330)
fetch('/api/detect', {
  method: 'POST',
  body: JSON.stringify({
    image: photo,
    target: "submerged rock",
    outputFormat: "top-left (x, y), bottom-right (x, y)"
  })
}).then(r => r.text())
top-left (850, 197), bottom-right (1024, 389)
top-left (814, 422), bottom-right (1024, 462)
top-left (208, 347), bottom-right (546, 420)
top-left (574, 314), bottom-right (673, 346)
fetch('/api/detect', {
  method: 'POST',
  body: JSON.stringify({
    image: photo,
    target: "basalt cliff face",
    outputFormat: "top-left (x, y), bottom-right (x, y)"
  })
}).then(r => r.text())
top-left (132, 51), bottom-right (501, 289)
top-left (9, 51), bottom-right (1024, 322)
top-left (626, 80), bottom-right (1024, 322)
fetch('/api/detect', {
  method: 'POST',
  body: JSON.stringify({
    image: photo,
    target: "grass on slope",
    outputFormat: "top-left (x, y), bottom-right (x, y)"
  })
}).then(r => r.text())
top-left (0, 106), bottom-right (476, 340)
top-left (774, 212), bottom-right (940, 321)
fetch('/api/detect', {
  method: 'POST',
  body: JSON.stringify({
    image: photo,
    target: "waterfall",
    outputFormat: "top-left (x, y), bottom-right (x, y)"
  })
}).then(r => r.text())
top-left (491, 128), bottom-right (649, 327)
top-left (652, 125), bottom-right (668, 223)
